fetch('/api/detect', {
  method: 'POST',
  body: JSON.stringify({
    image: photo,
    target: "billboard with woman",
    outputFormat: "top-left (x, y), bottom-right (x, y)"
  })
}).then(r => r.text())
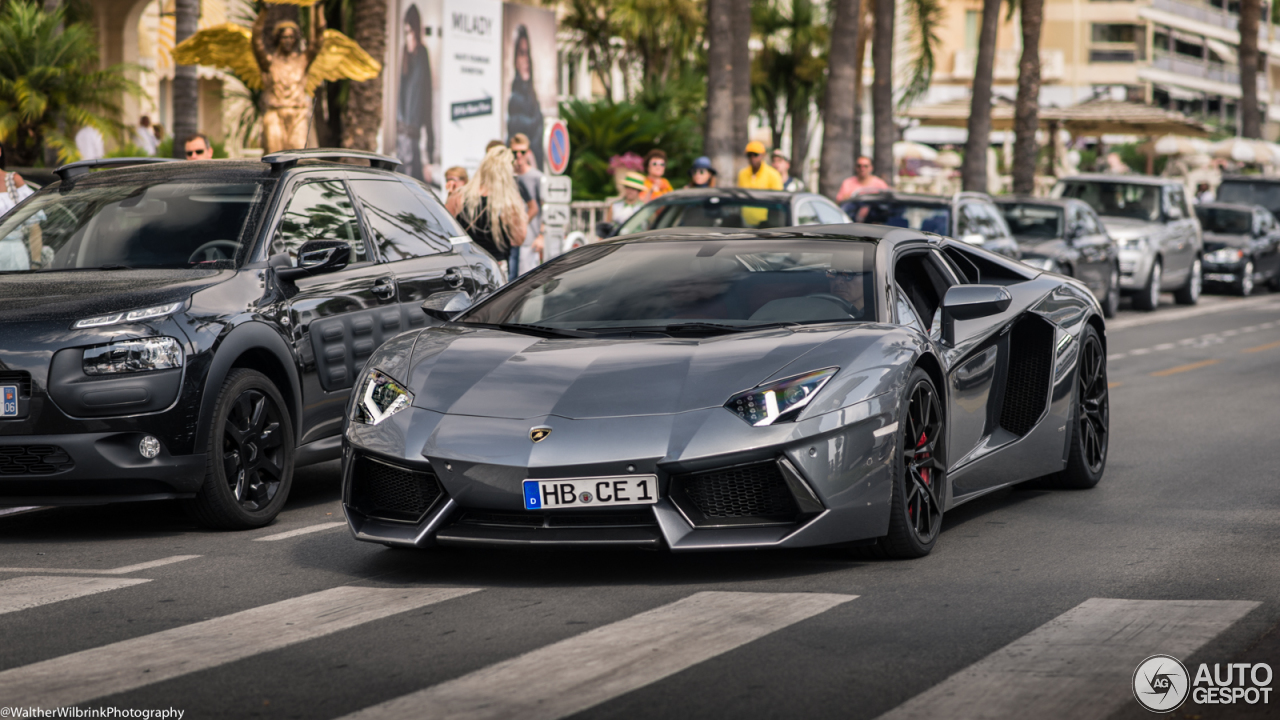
top-left (501, 3), bottom-right (556, 172)
top-left (385, 0), bottom-right (442, 185)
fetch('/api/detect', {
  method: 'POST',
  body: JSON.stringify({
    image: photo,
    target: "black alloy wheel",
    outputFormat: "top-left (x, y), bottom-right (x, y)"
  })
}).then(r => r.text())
top-left (1134, 260), bottom-right (1161, 311)
top-left (1049, 325), bottom-right (1108, 489)
top-left (185, 369), bottom-right (295, 529)
top-left (868, 367), bottom-right (945, 559)
top-left (1174, 258), bottom-right (1202, 305)
top-left (1103, 266), bottom-right (1120, 318)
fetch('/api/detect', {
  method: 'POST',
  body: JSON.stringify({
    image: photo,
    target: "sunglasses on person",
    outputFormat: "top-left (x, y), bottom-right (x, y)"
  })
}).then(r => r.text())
top-left (650, 160), bottom-right (665, 167)
top-left (857, 161), bottom-right (872, 168)
top-left (186, 147), bottom-right (208, 157)
top-left (745, 152), bottom-right (760, 158)
top-left (513, 148), bottom-right (530, 156)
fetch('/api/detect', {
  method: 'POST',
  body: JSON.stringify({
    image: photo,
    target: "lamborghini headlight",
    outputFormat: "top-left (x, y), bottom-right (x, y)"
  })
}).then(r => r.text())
top-left (1206, 248), bottom-right (1245, 264)
top-left (725, 368), bottom-right (838, 426)
top-left (354, 369), bottom-right (412, 425)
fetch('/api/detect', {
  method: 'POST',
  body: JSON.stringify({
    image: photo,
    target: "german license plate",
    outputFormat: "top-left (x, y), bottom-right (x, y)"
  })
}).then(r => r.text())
top-left (523, 476), bottom-right (658, 510)
top-left (1, 386), bottom-right (16, 417)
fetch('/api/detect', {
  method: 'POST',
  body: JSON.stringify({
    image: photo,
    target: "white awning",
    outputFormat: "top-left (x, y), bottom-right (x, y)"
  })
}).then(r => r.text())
top-left (1205, 37), bottom-right (1238, 64)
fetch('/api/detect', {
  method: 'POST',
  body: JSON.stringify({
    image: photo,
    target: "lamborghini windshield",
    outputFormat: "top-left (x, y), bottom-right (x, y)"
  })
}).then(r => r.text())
top-left (461, 239), bottom-right (877, 332)
top-left (0, 180), bottom-right (270, 273)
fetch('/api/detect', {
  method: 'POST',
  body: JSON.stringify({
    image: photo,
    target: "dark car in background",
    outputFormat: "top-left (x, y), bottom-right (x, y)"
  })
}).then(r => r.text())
top-left (995, 197), bottom-right (1121, 317)
top-left (1216, 175), bottom-right (1280, 220)
top-left (0, 151), bottom-right (501, 528)
top-left (842, 190), bottom-right (1021, 259)
top-left (1195, 202), bottom-right (1280, 296)
top-left (603, 188), bottom-right (849, 238)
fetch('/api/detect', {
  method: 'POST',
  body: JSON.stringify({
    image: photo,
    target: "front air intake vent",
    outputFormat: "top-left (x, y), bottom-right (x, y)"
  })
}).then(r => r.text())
top-left (349, 455), bottom-right (442, 523)
top-left (1000, 316), bottom-right (1055, 436)
top-left (0, 445), bottom-right (74, 476)
top-left (671, 460), bottom-right (801, 527)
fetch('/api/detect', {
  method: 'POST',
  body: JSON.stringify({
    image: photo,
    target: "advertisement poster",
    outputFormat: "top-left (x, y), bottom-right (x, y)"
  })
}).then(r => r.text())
top-left (387, 0), bottom-right (443, 186)
top-left (500, 3), bottom-right (557, 172)
top-left (439, 0), bottom-right (504, 176)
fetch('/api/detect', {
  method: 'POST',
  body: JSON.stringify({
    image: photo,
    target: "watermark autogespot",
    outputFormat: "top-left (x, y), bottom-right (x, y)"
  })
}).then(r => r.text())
top-left (0, 708), bottom-right (184, 719)
top-left (1133, 655), bottom-right (1273, 713)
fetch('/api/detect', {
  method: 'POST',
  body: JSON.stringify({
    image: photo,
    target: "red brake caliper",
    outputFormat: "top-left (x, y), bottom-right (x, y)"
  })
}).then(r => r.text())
top-left (909, 431), bottom-right (930, 518)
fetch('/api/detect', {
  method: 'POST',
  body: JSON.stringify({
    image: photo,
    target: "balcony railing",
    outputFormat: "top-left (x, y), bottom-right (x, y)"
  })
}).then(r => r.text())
top-left (1151, 0), bottom-right (1238, 30)
top-left (952, 48), bottom-right (1065, 82)
top-left (1151, 50), bottom-right (1240, 84)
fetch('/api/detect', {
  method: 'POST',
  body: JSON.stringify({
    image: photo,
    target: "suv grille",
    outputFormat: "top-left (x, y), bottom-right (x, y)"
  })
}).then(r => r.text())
top-left (349, 455), bottom-right (442, 523)
top-left (0, 445), bottom-right (74, 476)
top-left (457, 510), bottom-right (656, 529)
top-left (675, 461), bottom-right (799, 521)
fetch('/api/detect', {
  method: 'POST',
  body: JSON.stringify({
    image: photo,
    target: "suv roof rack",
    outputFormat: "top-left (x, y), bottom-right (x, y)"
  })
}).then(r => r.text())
top-left (54, 157), bottom-right (179, 182)
top-left (261, 149), bottom-right (401, 174)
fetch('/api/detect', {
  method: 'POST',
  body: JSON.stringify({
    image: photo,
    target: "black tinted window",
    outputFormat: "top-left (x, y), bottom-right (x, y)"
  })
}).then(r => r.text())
top-left (273, 180), bottom-right (367, 263)
top-left (845, 199), bottom-right (951, 234)
top-left (349, 179), bottom-right (451, 260)
top-left (1216, 182), bottom-right (1280, 213)
top-left (401, 179), bottom-right (467, 238)
top-left (1195, 207), bottom-right (1252, 234)
top-left (999, 203), bottom-right (1063, 239)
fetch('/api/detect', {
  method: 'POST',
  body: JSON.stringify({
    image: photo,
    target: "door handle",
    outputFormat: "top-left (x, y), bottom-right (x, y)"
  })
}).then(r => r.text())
top-left (371, 277), bottom-right (395, 299)
top-left (445, 267), bottom-right (464, 288)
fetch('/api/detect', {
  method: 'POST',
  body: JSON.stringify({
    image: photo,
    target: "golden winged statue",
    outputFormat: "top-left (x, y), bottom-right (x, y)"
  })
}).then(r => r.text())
top-left (174, 0), bottom-right (380, 153)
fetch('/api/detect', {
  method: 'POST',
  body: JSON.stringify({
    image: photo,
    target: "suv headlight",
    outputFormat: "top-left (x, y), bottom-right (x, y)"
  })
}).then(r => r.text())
top-left (82, 337), bottom-right (184, 375)
top-left (73, 302), bottom-right (183, 329)
top-left (1119, 237), bottom-right (1149, 251)
top-left (1206, 248), bottom-right (1244, 264)
top-left (725, 368), bottom-right (837, 426)
top-left (354, 369), bottom-right (413, 425)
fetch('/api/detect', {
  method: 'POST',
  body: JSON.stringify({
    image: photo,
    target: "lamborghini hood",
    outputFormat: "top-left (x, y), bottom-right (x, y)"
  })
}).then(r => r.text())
top-left (402, 325), bottom-right (871, 420)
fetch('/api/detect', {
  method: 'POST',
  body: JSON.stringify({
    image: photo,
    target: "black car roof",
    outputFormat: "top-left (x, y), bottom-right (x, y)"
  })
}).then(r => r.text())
top-left (606, 224), bottom-right (928, 245)
top-left (843, 190), bottom-right (954, 205)
top-left (1058, 173), bottom-right (1175, 186)
top-left (1220, 175), bottom-right (1280, 185)
top-left (1196, 201), bottom-right (1261, 212)
top-left (51, 157), bottom-right (396, 189)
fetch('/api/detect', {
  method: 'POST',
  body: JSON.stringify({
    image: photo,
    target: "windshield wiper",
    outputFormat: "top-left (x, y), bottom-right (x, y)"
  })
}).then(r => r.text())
top-left (459, 321), bottom-right (597, 339)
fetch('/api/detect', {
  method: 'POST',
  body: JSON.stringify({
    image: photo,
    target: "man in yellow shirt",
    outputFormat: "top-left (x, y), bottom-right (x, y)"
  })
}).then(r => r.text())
top-left (737, 141), bottom-right (784, 190)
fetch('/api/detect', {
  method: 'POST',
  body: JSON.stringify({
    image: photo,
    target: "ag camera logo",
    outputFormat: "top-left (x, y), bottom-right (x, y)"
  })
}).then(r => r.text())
top-left (1133, 654), bottom-right (1190, 713)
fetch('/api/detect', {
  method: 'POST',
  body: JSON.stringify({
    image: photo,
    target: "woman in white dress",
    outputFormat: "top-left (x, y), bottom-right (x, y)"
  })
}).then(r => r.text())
top-left (0, 143), bottom-right (43, 271)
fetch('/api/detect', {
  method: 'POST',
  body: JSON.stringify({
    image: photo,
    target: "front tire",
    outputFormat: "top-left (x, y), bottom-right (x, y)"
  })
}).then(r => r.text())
top-left (1133, 260), bottom-right (1161, 311)
top-left (1102, 266), bottom-right (1120, 319)
top-left (1236, 260), bottom-right (1255, 296)
top-left (1174, 258), bottom-right (1202, 305)
top-left (184, 369), bottom-right (295, 529)
top-left (1048, 325), bottom-right (1109, 489)
top-left (869, 368), bottom-right (945, 559)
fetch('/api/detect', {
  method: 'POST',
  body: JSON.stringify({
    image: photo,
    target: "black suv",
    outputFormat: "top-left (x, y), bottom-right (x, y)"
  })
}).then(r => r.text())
top-left (841, 190), bottom-right (1020, 259)
top-left (1216, 175), bottom-right (1280, 220)
top-left (0, 151), bottom-right (501, 528)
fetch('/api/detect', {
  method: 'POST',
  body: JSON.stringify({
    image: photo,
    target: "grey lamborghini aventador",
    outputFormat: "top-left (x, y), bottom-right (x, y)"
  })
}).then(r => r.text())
top-left (341, 225), bottom-right (1109, 558)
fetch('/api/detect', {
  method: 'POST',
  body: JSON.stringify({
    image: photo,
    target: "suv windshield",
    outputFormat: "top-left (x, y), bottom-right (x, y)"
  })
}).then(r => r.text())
top-left (998, 203), bottom-right (1063, 240)
top-left (1216, 181), bottom-right (1280, 215)
top-left (617, 197), bottom-right (791, 234)
top-left (461, 239), bottom-right (877, 330)
top-left (0, 180), bottom-right (270, 273)
top-left (842, 199), bottom-right (951, 234)
top-left (1057, 181), bottom-right (1161, 222)
top-left (1196, 206), bottom-right (1252, 234)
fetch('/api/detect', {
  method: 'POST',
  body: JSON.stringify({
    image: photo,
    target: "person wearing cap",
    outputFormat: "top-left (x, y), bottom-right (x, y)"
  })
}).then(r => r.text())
top-left (737, 141), bottom-right (784, 191)
top-left (608, 171), bottom-right (647, 226)
top-left (689, 156), bottom-right (717, 188)
top-left (772, 150), bottom-right (805, 192)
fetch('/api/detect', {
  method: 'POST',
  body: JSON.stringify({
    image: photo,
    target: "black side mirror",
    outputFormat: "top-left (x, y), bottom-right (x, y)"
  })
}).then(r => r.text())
top-left (275, 240), bottom-right (351, 281)
top-left (421, 290), bottom-right (473, 323)
top-left (595, 221), bottom-right (616, 239)
top-left (940, 284), bottom-right (1013, 346)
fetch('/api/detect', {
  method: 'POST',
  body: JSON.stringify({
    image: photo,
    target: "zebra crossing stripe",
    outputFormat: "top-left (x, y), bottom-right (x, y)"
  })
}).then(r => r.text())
top-left (0, 585), bottom-right (480, 709)
top-left (0, 554), bottom-right (200, 575)
top-left (0, 576), bottom-right (150, 615)
top-left (875, 598), bottom-right (1259, 720)
top-left (340, 590), bottom-right (856, 720)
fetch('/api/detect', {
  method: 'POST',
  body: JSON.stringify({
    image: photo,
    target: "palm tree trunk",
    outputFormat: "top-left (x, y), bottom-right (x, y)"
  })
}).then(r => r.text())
top-left (171, 0), bottom-right (200, 158)
top-left (819, 0), bottom-right (861, 198)
top-left (791, 98), bottom-right (810, 176)
top-left (732, 3), bottom-right (751, 172)
top-left (1012, 0), bottom-right (1043, 195)
top-left (342, 0), bottom-right (386, 151)
top-left (962, 0), bottom-right (1001, 192)
top-left (706, 0), bottom-right (737, 179)
top-left (871, 0), bottom-right (895, 184)
top-left (1240, 0), bottom-right (1261, 138)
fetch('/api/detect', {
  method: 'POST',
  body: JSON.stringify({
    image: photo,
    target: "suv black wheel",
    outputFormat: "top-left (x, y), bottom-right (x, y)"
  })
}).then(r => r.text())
top-left (1102, 266), bottom-right (1120, 318)
top-left (1133, 260), bottom-right (1161, 311)
top-left (1174, 258), bottom-right (1201, 305)
top-left (185, 369), bottom-right (295, 529)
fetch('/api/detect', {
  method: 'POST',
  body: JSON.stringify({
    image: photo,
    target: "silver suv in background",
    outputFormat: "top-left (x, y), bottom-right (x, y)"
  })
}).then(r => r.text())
top-left (1053, 175), bottom-right (1201, 311)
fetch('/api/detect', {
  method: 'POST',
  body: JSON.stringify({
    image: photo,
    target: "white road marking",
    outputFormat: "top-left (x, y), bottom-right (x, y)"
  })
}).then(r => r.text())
top-left (0, 585), bottom-right (480, 709)
top-left (254, 521), bottom-right (347, 541)
top-left (1153, 342), bottom-right (1176, 350)
top-left (0, 555), bottom-right (201, 576)
top-left (0, 576), bottom-right (150, 615)
top-left (876, 598), bottom-right (1259, 720)
top-left (1106, 315), bottom-right (1280, 361)
top-left (1107, 295), bottom-right (1280, 331)
top-left (341, 591), bottom-right (856, 720)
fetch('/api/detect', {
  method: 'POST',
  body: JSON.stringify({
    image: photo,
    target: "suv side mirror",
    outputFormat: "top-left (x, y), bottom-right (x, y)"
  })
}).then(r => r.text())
top-left (940, 284), bottom-right (1013, 346)
top-left (596, 221), bottom-right (616, 239)
top-left (421, 290), bottom-right (472, 323)
top-left (275, 240), bottom-right (351, 281)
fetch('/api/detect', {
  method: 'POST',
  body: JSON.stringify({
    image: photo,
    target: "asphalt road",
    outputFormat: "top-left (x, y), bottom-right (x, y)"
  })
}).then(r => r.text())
top-left (1, 290), bottom-right (1278, 720)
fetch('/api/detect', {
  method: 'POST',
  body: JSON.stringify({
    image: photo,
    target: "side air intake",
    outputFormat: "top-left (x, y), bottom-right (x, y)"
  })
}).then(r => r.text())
top-left (999, 316), bottom-right (1054, 436)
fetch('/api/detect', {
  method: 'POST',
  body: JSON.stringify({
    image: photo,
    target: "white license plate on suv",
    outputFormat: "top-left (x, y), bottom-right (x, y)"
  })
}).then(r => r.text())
top-left (1, 386), bottom-right (16, 417)
top-left (523, 476), bottom-right (658, 510)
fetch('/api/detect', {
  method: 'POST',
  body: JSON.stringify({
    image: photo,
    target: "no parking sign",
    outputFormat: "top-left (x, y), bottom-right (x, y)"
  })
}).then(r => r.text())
top-left (544, 120), bottom-right (570, 176)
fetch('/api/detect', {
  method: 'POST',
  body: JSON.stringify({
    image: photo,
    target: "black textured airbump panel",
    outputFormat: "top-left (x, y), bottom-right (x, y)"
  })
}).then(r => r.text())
top-left (1000, 316), bottom-right (1054, 436)
top-left (310, 305), bottom-right (428, 391)
top-left (0, 445), bottom-right (74, 476)
top-left (677, 461), bottom-right (799, 519)
top-left (349, 455), bottom-right (441, 522)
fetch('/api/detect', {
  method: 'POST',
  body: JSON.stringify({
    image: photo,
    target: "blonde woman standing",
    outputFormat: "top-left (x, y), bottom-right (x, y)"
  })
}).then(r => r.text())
top-left (447, 146), bottom-right (528, 281)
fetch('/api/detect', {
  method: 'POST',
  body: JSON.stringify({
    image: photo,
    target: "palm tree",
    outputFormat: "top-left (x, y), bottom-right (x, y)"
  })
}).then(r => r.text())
top-left (612, 0), bottom-right (704, 86)
top-left (0, 1), bottom-right (137, 165)
top-left (819, 0), bottom-right (860, 198)
top-left (733, 3), bottom-right (751, 169)
top-left (1240, 0), bottom-right (1261, 138)
top-left (1012, 0), bottom-right (1043, 195)
top-left (705, 0), bottom-right (737, 178)
top-left (342, 0), bottom-right (386, 150)
top-left (172, 0), bottom-right (199, 158)
top-left (870, 0), bottom-right (942, 184)
top-left (961, 0), bottom-right (1002, 191)
top-left (752, 0), bottom-right (826, 169)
